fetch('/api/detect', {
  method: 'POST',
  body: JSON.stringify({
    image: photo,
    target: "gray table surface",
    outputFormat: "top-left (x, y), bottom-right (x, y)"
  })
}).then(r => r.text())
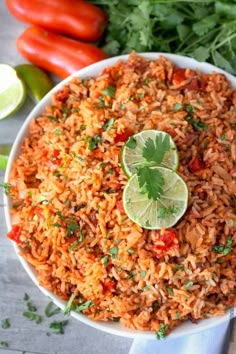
top-left (0, 2), bottom-right (235, 354)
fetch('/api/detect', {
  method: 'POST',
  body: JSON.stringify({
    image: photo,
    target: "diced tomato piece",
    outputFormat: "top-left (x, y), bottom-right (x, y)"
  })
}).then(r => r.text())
top-left (154, 228), bottom-right (178, 257)
top-left (114, 129), bottom-right (134, 143)
top-left (103, 279), bottom-right (116, 292)
top-left (7, 225), bottom-right (22, 243)
top-left (184, 78), bottom-right (199, 91)
top-left (160, 228), bottom-right (177, 248)
top-left (116, 200), bottom-right (124, 213)
top-left (172, 68), bottom-right (186, 85)
top-left (52, 149), bottom-right (60, 158)
top-left (188, 155), bottom-right (205, 173)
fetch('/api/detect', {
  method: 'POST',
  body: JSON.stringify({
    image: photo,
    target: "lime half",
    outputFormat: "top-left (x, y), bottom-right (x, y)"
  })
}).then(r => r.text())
top-left (121, 130), bottom-right (179, 177)
top-left (123, 166), bottom-right (188, 229)
top-left (0, 144), bottom-right (12, 171)
top-left (0, 64), bottom-right (26, 120)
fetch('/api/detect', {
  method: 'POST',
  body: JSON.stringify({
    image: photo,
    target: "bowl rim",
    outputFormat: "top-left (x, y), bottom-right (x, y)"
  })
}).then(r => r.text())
top-left (4, 52), bottom-right (236, 339)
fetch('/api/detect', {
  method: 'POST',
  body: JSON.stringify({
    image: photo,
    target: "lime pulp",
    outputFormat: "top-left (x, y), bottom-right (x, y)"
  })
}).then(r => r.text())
top-left (121, 130), bottom-right (179, 177)
top-left (123, 166), bottom-right (188, 230)
top-left (0, 64), bottom-right (26, 120)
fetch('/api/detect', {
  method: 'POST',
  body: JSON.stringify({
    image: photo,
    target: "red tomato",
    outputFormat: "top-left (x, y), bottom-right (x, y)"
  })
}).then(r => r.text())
top-left (104, 279), bottom-right (116, 291)
top-left (172, 68), bottom-right (186, 85)
top-left (6, 0), bottom-right (107, 42)
top-left (50, 149), bottom-right (62, 166)
top-left (184, 78), bottom-right (199, 91)
top-left (188, 155), bottom-right (205, 173)
top-left (159, 228), bottom-right (177, 248)
top-left (16, 27), bottom-right (108, 79)
top-left (7, 225), bottom-right (22, 243)
top-left (114, 129), bottom-right (134, 143)
top-left (154, 228), bottom-right (178, 257)
top-left (116, 200), bottom-right (125, 213)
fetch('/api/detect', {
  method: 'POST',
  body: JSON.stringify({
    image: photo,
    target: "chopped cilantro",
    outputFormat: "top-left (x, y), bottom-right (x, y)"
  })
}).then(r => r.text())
top-left (102, 85), bottom-right (116, 98)
top-left (156, 324), bottom-right (168, 339)
top-left (143, 285), bottom-right (150, 291)
top-left (176, 311), bottom-right (181, 319)
top-left (46, 115), bottom-right (58, 122)
top-left (140, 270), bottom-right (146, 277)
top-left (212, 236), bottom-right (233, 256)
top-left (54, 129), bottom-right (62, 136)
top-left (62, 106), bottom-right (69, 118)
top-left (173, 103), bottom-right (182, 111)
top-left (0, 342), bottom-right (8, 348)
top-left (185, 280), bottom-right (194, 290)
top-left (64, 293), bottom-right (77, 315)
top-left (138, 93), bottom-right (145, 98)
top-left (126, 136), bottom-right (137, 149)
top-left (45, 301), bottom-right (61, 317)
top-left (49, 320), bottom-right (68, 334)
top-left (23, 312), bottom-right (42, 324)
top-left (23, 293), bottom-right (29, 301)
top-left (103, 118), bottom-right (115, 130)
top-left (0, 182), bottom-right (12, 196)
top-left (108, 246), bottom-right (118, 259)
top-left (53, 222), bottom-right (62, 228)
top-left (87, 135), bottom-right (101, 150)
top-left (203, 139), bottom-right (209, 149)
top-left (157, 205), bottom-right (179, 218)
top-left (55, 211), bottom-right (66, 221)
top-left (1, 318), bottom-right (10, 329)
top-left (127, 248), bottom-right (135, 254)
top-left (166, 287), bottom-right (174, 295)
top-left (27, 302), bottom-right (37, 312)
top-left (220, 134), bottom-right (226, 141)
top-left (126, 270), bottom-right (135, 279)
top-left (75, 300), bottom-right (94, 313)
top-left (101, 255), bottom-right (109, 266)
top-left (66, 221), bottom-right (79, 236)
top-left (69, 227), bottom-right (84, 252)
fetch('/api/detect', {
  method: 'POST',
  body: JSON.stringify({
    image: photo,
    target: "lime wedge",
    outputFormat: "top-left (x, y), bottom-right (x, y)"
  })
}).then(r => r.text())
top-left (121, 130), bottom-right (179, 177)
top-left (123, 166), bottom-right (188, 229)
top-left (0, 144), bottom-right (12, 171)
top-left (0, 64), bottom-right (26, 120)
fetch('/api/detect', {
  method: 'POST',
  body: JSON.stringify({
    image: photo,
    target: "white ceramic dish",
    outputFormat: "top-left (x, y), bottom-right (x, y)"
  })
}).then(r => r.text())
top-left (4, 53), bottom-right (236, 339)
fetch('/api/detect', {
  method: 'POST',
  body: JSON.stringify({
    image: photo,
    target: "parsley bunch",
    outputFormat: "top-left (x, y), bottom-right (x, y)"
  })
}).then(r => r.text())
top-left (92, 0), bottom-right (236, 75)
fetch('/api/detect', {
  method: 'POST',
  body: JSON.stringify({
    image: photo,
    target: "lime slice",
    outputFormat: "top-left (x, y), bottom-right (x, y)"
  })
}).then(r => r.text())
top-left (121, 130), bottom-right (179, 177)
top-left (123, 166), bottom-right (188, 229)
top-left (0, 64), bottom-right (26, 120)
top-left (0, 144), bottom-right (12, 171)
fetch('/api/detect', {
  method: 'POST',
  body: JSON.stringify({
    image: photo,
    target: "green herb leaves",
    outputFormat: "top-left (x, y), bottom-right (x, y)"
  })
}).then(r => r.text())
top-left (49, 320), bottom-right (68, 334)
top-left (137, 166), bottom-right (164, 200)
top-left (1, 318), bottom-right (10, 329)
top-left (102, 85), bottom-right (116, 98)
top-left (212, 236), bottom-right (233, 256)
top-left (87, 135), bottom-right (101, 150)
top-left (156, 323), bottom-right (168, 339)
top-left (64, 293), bottom-right (77, 315)
top-left (23, 312), bottom-right (42, 324)
top-left (142, 134), bottom-right (171, 165)
top-left (91, 0), bottom-right (236, 75)
top-left (0, 182), bottom-right (12, 195)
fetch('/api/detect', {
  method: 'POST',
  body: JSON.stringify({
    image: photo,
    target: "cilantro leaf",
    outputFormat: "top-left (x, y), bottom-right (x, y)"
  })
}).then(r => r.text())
top-left (49, 320), bottom-right (68, 334)
top-left (0, 182), bottom-right (12, 196)
top-left (212, 236), bottom-right (233, 256)
top-left (156, 323), bottom-right (168, 339)
top-left (126, 136), bottom-right (137, 149)
top-left (102, 86), bottom-right (116, 98)
top-left (142, 134), bottom-right (171, 164)
top-left (137, 166), bottom-right (164, 200)
top-left (64, 293), bottom-right (77, 315)
top-left (75, 300), bottom-right (94, 313)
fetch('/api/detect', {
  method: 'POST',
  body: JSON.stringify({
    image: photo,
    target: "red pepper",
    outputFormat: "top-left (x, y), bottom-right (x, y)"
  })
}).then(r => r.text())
top-left (52, 149), bottom-right (60, 158)
top-left (114, 129), bottom-right (134, 143)
top-left (50, 149), bottom-right (62, 166)
top-left (172, 68), bottom-right (186, 85)
top-left (16, 27), bottom-right (108, 79)
top-left (188, 155), bottom-right (205, 173)
top-left (116, 200), bottom-right (125, 213)
top-left (7, 225), bottom-right (22, 243)
top-left (6, 0), bottom-right (108, 42)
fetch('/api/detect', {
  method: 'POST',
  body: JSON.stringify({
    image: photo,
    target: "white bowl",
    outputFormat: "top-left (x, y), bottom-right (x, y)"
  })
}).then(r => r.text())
top-left (4, 53), bottom-right (236, 339)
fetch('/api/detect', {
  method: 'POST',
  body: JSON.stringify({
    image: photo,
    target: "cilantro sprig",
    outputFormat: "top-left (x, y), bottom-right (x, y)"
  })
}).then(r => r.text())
top-left (91, 0), bottom-right (236, 76)
top-left (137, 166), bottom-right (164, 200)
top-left (142, 134), bottom-right (171, 164)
